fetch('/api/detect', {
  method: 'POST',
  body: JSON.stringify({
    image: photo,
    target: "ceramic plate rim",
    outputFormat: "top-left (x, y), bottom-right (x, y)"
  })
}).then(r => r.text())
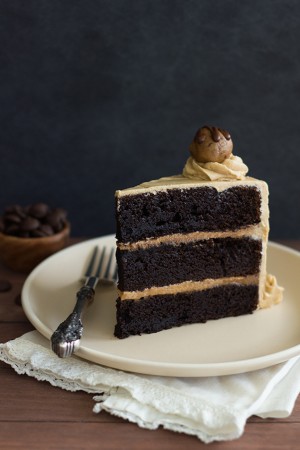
top-left (21, 236), bottom-right (300, 377)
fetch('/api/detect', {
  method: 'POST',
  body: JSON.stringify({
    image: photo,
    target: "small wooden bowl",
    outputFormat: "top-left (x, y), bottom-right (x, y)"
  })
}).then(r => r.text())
top-left (0, 223), bottom-right (70, 273)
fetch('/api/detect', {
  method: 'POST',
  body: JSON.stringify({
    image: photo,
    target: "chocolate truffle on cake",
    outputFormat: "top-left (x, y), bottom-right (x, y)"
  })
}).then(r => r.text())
top-left (114, 125), bottom-right (283, 338)
top-left (189, 126), bottom-right (233, 163)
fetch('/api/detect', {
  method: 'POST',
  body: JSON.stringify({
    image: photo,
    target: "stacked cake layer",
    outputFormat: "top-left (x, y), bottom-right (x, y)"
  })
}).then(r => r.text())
top-left (114, 178), bottom-right (269, 338)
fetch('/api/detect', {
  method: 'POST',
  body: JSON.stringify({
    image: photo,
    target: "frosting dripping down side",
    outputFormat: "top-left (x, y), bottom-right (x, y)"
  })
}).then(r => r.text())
top-left (260, 274), bottom-right (284, 309)
top-left (183, 154), bottom-right (249, 181)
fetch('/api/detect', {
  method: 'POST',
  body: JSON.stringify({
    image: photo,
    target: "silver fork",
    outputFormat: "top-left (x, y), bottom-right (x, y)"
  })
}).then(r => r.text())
top-left (50, 246), bottom-right (117, 358)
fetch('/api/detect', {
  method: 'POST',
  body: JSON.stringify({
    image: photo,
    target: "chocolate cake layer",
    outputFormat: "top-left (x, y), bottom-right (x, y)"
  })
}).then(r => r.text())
top-left (114, 284), bottom-right (259, 338)
top-left (116, 186), bottom-right (261, 243)
top-left (117, 237), bottom-right (262, 291)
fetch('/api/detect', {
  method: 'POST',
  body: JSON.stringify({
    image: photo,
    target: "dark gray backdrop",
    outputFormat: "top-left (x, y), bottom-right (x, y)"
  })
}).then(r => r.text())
top-left (0, 0), bottom-right (299, 239)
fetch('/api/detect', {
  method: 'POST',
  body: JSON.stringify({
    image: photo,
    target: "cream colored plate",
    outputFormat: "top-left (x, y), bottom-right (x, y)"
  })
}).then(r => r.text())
top-left (21, 236), bottom-right (300, 377)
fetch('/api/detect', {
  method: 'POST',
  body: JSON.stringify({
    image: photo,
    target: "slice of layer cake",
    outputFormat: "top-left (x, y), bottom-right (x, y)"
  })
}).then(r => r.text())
top-left (114, 126), bottom-right (283, 338)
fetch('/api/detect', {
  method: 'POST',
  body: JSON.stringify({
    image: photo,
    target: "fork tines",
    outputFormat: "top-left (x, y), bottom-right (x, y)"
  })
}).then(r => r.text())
top-left (85, 246), bottom-right (117, 284)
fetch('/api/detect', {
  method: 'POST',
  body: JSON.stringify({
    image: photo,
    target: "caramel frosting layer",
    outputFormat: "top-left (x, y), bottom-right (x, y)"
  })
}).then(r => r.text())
top-left (118, 275), bottom-right (259, 301)
top-left (183, 154), bottom-right (249, 181)
top-left (116, 176), bottom-right (266, 198)
top-left (118, 225), bottom-right (267, 251)
top-left (118, 272), bottom-right (283, 309)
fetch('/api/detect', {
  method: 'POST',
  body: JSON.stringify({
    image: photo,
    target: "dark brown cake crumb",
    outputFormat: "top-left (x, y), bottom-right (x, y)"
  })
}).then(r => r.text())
top-left (117, 237), bottom-right (262, 291)
top-left (116, 186), bottom-right (261, 243)
top-left (114, 284), bottom-right (259, 338)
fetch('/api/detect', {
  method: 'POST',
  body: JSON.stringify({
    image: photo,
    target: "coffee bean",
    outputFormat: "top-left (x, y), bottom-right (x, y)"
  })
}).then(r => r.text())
top-left (15, 293), bottom-right (22, 305)
top-left (4, 213), bottom-right (22, 224)
top-left (46, 211), bottom-right (62, 229)
top-left (6, 224), bottom-right (20, 235)
top-left (0, 280), bottom-right (12, 292)
top-left (18, 231), bottom-right (30, 238)
top-left (39, 224), bottom-right (54, 236)
top-left (28, 203), bottom-right (49, 219)
top-left (4, 205), bottom-right (18, 214)
top-left (53, 207), bottom-right (67, 220)
top-left (5, 205), bottom-right (26, 219)
top-left (21, 216), bottom-right (40, 231)
top-left (54, 222), bottom-right (63, 232)
top-left (14, 205), bottom-right (27, 219)
top-left (31, 229), bottom-right (47, 237)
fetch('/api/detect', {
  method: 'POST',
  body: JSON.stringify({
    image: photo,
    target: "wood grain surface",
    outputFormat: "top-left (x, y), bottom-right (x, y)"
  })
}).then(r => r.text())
top-left (1, 239), bottom-right (299, 449)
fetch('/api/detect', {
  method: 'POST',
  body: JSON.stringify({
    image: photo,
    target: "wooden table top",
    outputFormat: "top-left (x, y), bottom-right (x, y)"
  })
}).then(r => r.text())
top-left (0, 238), bottom-right (299, 449)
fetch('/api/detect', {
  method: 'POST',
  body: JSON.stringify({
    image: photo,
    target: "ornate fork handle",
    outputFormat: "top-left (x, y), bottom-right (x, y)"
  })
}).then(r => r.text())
top-left (50, 246), bottom-right (117, 358)
top-left (51, 285), bottom-right (95, 357)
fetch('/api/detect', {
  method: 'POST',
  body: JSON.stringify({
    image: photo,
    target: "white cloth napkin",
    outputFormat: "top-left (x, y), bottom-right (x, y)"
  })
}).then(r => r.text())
top-left (1, 330), bottom-right (300, 444)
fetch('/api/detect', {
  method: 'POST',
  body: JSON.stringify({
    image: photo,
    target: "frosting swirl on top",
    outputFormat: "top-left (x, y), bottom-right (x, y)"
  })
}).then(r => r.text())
top-left (183, 154), bottom-right (249, 181)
